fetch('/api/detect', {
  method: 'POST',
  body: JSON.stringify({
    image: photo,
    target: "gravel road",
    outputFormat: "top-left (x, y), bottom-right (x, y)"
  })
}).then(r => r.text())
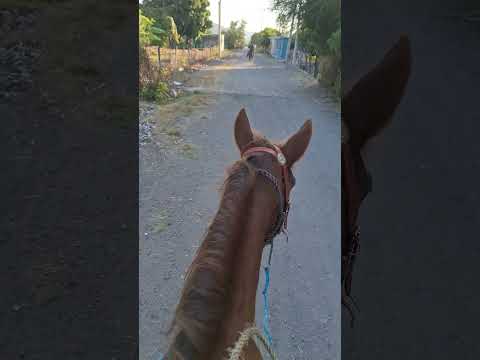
top-left (140, 50), bottom-right (340, 360)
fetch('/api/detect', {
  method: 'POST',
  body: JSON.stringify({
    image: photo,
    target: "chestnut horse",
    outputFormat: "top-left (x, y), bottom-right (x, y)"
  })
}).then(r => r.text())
top-left (164, 109), bottom-right (312, 359)
top-left (341, 36), bottom-right (411, 323)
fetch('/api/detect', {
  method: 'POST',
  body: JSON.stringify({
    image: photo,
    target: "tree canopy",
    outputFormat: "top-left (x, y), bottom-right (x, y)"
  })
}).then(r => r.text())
top-left (139, 10), bottom-right (156, 47)
top-left (141, 0), bottom-right (212, 44)
top-left (272, 0), bottom-right (341, 95)
top-left (250, 27), bottom-right (281, 50)
top-left (223, 20), bottom-right (247, 49)
top-left (139, 9), bottom-right (179, 47)
top-left (272, 0), bottom-right (340, 57)
top-left (272, 0), bottom-right (300, 28)
top-left (298, 0), bottom-right (340, 56)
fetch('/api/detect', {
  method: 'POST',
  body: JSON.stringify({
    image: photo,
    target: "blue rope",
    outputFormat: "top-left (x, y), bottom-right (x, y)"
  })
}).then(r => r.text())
top-left (262, 241), bottom-right (275, 347)
top-left (262, 265), bottom-right (274, 347)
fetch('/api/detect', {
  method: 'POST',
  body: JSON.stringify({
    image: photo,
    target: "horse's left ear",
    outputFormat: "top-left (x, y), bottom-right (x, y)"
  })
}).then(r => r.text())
top-left (281, 119), bottom-right (313, 167)
top-left (234, 108), bottom-right (254, 152)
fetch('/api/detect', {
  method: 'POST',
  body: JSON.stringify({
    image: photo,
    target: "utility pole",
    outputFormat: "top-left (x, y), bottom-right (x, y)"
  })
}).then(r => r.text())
top-left (285, 2), bottom-right (298, 66)
top-left (218, 0), bottom-right (222, 57)
top-left (292, 15), bottom-right (300, 66)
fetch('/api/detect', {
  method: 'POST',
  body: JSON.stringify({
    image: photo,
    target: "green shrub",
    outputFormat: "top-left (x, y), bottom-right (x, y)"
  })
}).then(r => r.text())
top-left (333, 69), bottom-right (341, 99)
top-left (250, 27), bottom-right (281, 50)
top-left (319, 56), bottom-right (337, 85)
top-left (327, 28), bottom-right (341, 59)
top-left (140, 81), bottom-right (171, 104)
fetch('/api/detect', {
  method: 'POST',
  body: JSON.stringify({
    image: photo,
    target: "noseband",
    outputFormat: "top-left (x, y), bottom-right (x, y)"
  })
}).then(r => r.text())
top-left (241, 145), bottom-right (291, 244)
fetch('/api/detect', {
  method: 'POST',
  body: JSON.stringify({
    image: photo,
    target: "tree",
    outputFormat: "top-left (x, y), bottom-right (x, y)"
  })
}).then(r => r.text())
top-left (141, 0), bottom-right (212, 44)
top-left (250, 27), bottom-right (281, 51)
top-left (272, 0), bottom-right (340, 56)
top-left (182, 0), bottom-right (213, 43)
top-left (223, 20), bottom-right (247, 49)
top-left (272, 0), bottom-right (302, 28)
top-left (157, 15), bottom-right (181, 47)
top-left (327, 27), bottom-right (340, 60)
top-left (139, 9), bottom-right (179, 48)
top-left (298, 0), bottom-right (340, 56)
top-left (139, 10), bottom-right (157, 47)
top-left (273, 0), bottom-right (341, 94)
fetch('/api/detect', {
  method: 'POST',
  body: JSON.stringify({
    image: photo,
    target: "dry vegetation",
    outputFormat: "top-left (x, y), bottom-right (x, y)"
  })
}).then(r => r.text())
top-left (139, 45), bottom-right (219, 104)
top-left (145, 46), bottom-right (219, 69)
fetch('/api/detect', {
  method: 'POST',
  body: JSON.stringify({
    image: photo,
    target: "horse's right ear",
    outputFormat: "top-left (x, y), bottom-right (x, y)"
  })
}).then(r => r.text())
top-left (342, 35), bottom-right (411, 148)
top-left (281, 119), bottom-right (313, 167)
top-left (234, 108), bottom-right (253, 152)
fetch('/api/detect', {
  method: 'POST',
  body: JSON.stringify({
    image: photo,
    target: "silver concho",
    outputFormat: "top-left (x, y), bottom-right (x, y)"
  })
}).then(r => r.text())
top-left (277, 152), bottom-right (286, 165)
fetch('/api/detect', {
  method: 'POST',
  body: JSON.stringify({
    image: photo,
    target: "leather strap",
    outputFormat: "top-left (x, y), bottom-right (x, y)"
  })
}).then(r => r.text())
top-left (241, 145), bottom-right (290, 242)
top-left (242, 147), bottom-right (281, 162)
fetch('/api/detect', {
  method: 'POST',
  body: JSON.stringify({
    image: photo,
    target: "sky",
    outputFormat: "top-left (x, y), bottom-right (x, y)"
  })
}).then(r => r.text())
top-left (208, 0), bottom-right (278, 33)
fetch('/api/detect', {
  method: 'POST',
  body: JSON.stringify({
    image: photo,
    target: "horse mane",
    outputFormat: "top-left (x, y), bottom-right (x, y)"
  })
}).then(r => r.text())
top-left (166, 158), bottom-right (257, 359)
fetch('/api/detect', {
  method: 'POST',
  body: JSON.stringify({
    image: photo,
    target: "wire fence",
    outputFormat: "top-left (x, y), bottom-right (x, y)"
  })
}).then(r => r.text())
top-left (144, 46), bottom-right (219, 71)
top-left (288, 50), bottom-right (331, 78)
top-left (284, 47), bottom-right (340, 96)
top-left (291, 49), bottom-right (339, 87)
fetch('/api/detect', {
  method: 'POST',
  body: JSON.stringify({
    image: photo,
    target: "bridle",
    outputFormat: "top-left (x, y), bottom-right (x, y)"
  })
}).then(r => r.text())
top-left (341, 121), bottom-right (372, 324)
top-left (241, 144), bottom-right (292, 244)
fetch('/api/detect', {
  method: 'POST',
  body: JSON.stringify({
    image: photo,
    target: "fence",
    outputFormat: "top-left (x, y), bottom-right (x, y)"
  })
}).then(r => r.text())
top-left (289, 50), bottom-right (339, 84)
top-left (288, 50), bottom-right (319, 78)
top-left (145, 46), bottom-right (219, 71)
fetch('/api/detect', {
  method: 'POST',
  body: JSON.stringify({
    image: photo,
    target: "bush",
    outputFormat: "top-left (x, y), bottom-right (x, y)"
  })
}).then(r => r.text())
top-left (327, 27), bottom-right (340, 99)
top-left (139, 45), bottom-right (172, 104)
top-left (140, 81), bottom-right (171, 103)
top-left (250, 27), bottom-right (281, 50)
top-left (327, 28), bottom-right (340, 60)
top-left (223, 20), bottom-right (247, 49)
top-left (318, 56), bottom-right (336, 84)
top-left (333, 69), bottom-right (341, 98)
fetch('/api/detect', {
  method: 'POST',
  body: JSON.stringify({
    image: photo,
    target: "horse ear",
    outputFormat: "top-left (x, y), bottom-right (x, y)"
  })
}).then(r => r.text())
top-left (234, 108), bottom-right (253, 152)
top-left (281, 119), bottom-right (313, 167)
top-left (342, 35), bottom-right (411, 148)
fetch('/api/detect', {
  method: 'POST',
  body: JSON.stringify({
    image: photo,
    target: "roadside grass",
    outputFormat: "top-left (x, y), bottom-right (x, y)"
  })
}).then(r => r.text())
top-left (156, 92), bottom-right (210, 134)
top-left (151, 209), bottom-right (169, 233)
top-left (180, 143), bottom-right (198, 160)
top-left (146, 91), bottom-right (209, 160)
top-left (165, 127), bottom-right (181, 137)
top-left (140, 81), bottom-right (171, 104)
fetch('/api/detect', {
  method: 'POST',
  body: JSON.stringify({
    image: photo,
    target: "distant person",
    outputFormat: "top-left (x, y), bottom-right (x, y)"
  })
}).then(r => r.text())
top-left (247, 43), bottom-right (255, 61)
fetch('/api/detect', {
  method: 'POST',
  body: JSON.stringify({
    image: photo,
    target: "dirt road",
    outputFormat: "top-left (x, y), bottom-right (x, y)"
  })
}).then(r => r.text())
top-left (140, 50), bottom-right (340, 360)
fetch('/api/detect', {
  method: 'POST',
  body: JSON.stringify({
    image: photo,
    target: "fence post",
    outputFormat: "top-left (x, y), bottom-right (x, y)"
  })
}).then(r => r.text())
top-left (157, 46), bottom-right (161, 68)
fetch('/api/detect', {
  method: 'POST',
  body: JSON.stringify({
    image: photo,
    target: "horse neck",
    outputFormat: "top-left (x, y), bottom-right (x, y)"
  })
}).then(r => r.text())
top-left (212, 181), bottom-right (276, 359)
